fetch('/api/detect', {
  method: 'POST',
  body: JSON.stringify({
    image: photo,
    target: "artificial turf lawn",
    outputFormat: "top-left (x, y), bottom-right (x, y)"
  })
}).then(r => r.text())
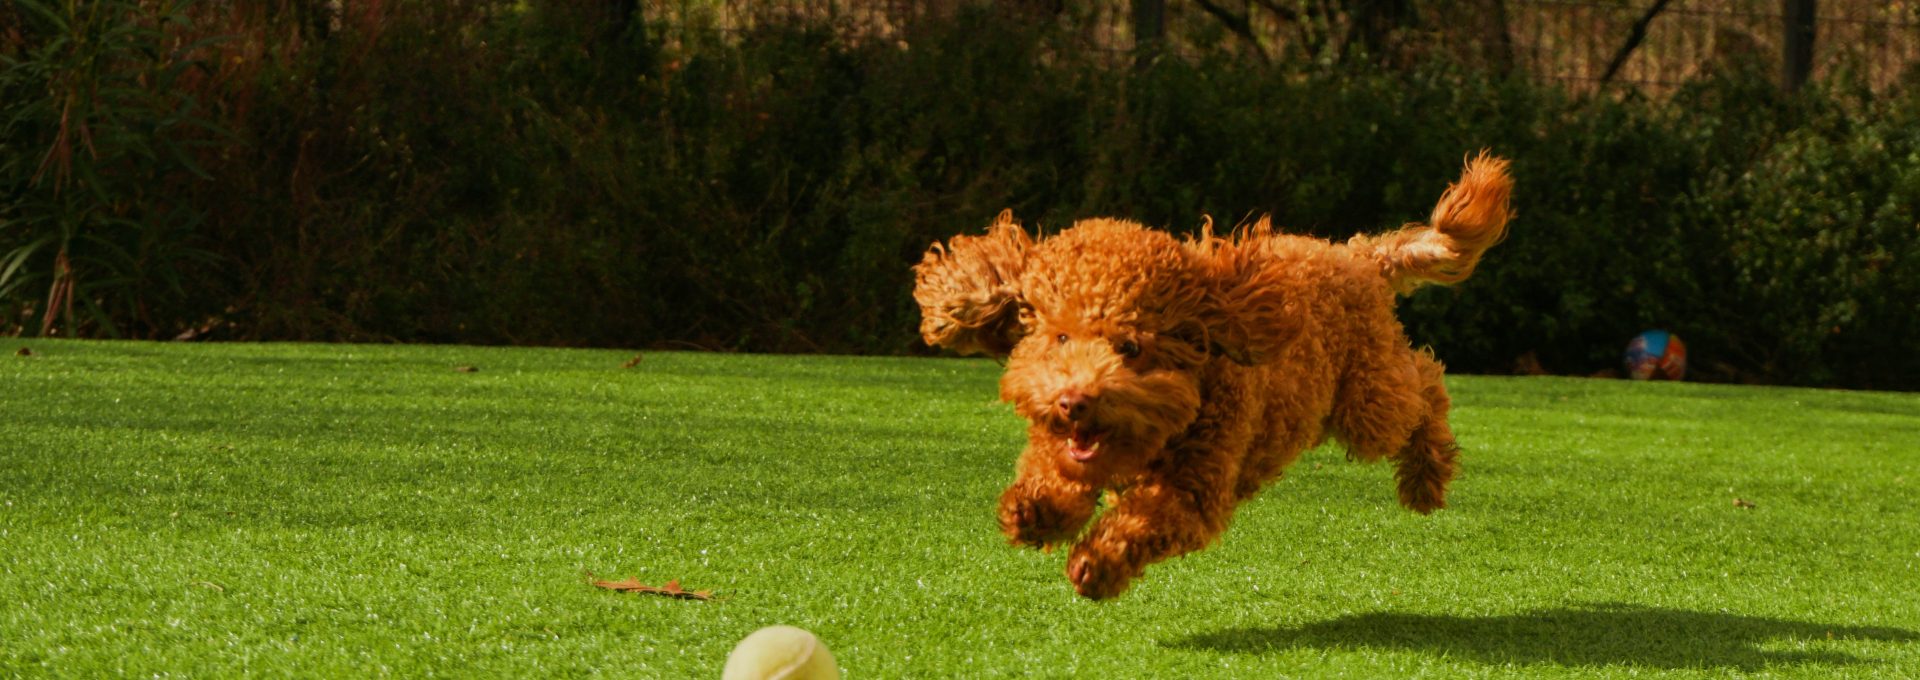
top-left (2, 340), bottom-right (1917, 678)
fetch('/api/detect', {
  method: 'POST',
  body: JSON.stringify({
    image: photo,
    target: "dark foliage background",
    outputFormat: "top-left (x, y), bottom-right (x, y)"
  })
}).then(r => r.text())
top-left (3, 1), bottom-right (1917, 389)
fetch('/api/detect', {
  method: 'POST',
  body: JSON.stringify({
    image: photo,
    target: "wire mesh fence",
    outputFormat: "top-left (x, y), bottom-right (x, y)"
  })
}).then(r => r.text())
top-left (1508, 0), bottom-right (1920, 93)
top-left (638, 0), bottom-right (1920, 94)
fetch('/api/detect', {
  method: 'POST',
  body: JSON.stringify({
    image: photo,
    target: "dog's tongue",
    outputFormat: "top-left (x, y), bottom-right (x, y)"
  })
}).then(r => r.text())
top-left (1066, 429), bottom-right (1104, 461)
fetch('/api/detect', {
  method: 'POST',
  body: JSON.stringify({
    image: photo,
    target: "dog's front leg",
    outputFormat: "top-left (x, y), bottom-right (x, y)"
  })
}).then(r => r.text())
top-left (998, 445), bottom-right (1098, 549)
top-left (1066, 457), bottom-right (1236, 600)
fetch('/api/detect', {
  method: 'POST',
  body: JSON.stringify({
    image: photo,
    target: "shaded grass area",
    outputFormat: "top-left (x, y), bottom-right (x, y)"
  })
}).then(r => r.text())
top-left (2, 340), bottom-right (1916, 677)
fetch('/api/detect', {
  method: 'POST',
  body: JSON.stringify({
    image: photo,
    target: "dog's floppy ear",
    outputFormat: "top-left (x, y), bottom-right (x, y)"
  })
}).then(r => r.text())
top-left (1182, 218), bottom-right (1303, 365)
top-left (913, 209), bottom-right (1034, 357)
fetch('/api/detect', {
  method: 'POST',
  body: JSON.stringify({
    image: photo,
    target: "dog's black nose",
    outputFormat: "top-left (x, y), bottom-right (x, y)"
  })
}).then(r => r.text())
top-left (1056, 391), bottom-right (1091, 420)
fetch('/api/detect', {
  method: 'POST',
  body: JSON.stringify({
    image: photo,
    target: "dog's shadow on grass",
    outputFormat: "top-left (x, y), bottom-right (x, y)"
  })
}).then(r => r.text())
top-left (1169, 602), bottom-right (1918, 671)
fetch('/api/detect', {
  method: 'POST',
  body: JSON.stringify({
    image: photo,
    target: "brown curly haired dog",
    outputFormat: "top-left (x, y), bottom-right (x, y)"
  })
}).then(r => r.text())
top-left (912, 153), bottom-right (1513, 600)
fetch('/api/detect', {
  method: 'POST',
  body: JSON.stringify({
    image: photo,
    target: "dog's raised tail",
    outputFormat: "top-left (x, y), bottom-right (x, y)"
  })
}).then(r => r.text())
top-left (1352, 151), bottom-right (1513, 294)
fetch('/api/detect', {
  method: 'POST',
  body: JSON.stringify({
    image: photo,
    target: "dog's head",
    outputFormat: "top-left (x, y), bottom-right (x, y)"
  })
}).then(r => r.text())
top-left (915, 215), bottom-right (1301, 484)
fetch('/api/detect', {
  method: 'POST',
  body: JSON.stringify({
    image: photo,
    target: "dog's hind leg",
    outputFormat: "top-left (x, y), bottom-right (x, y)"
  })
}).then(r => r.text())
top-left (1390, 351), bottom-right (1458, 514)
top-left (1328, 346), bottom-right (1457, 513)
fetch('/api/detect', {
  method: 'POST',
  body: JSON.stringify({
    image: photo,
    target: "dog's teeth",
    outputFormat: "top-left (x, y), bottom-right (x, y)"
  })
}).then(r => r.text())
top-left (1089, 441), bottom-right (1101, 453)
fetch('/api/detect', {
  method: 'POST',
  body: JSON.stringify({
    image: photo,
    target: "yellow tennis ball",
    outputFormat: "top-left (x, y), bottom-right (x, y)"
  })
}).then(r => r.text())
top-left (722, 625), bottom-right (839, 680)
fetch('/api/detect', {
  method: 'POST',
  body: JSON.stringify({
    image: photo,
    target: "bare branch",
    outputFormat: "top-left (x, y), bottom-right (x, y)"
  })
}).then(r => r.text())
top-left (1599, 0), bottom-right (1675, 85)
top-left (1246, 0), bottom-right (1301, 23)
top-left (1192, 0), bottom-right (1271, 63)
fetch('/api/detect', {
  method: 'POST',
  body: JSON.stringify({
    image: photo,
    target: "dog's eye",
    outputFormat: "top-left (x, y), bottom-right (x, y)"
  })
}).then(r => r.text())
top-left (1056, 333), bottom-right (1069, 344)
top-left (1117, 340), bottom-right (1141, 358)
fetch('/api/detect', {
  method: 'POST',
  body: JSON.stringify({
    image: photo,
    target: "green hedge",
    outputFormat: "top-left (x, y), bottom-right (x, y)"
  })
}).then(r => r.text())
top-left (2, 4), bottom-right (1915, 388)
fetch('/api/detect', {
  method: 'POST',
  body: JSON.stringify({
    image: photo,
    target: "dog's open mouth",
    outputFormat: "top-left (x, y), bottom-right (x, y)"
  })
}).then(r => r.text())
top-left (1066, 426), bottom-right (1108, 462)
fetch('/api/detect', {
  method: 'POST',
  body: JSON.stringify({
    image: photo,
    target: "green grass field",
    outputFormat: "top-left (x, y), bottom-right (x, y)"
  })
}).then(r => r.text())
top-left (3, 340), bottom-right (1917, 678)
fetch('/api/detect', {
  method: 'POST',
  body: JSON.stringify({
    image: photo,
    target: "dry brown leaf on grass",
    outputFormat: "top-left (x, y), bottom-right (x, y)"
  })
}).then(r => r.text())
top-left (588, 573), bottom-right (714, 600)
top-left (621, 353), bottom-right (644, 368)
top-left (15, 347), bottom-right (31, 356)
top-left (454, 365), bottom-right (479, 373)
top-left (1733, 498), bottom-right (1757, 509)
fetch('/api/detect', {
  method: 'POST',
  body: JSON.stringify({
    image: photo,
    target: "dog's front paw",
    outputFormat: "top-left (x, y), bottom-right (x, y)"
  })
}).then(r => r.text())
top-left (1066, 541), bottom-right (1137, 600)
top-left (998, 488), bottom-right (1091, 549)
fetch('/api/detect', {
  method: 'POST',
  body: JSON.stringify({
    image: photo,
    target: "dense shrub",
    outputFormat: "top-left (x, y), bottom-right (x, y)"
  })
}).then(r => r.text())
top-left (1, 3), bottom-right (1914, 389)
top-left (0, 0), bottom-right (224, 336)
top-left (1677, 82), bottom-right (1920, 388)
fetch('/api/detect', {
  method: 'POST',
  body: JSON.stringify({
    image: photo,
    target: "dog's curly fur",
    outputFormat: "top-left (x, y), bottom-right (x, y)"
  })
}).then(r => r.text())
top-left (913, 152), bottom-right (1514, 600)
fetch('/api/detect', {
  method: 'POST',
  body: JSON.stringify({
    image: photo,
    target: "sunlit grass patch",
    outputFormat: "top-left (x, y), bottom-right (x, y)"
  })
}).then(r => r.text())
top-left (3, 340), bottom-right (1916, 677)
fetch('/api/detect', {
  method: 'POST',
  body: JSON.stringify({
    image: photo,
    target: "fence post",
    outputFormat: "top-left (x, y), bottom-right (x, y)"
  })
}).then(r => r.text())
top-left (1782, 0), bottom-right (1815, 92)
top-left (1132, 0), bottom-right (1165, 70)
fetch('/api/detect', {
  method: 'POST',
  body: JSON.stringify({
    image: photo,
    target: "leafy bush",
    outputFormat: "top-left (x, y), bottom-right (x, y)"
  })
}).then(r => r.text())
top-left (1676, 83), bottom-right (1920, 388)
top-left (1, 3), bottom-right (1914, 389)
top-left (0, 0), bottom-right (223, 337)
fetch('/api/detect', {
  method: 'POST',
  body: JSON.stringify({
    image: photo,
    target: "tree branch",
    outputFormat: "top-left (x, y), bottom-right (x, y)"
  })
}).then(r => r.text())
top-left (1246, 0), bottom-right (1301, 23)
top-left (1193, 0), bottom-right (1270, 63)
top-left (1599, 0), bottom-right (1675, 85)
